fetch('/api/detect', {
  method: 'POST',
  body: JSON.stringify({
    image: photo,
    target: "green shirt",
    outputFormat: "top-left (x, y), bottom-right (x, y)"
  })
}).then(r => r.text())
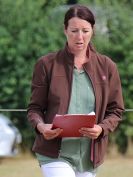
top-left (36, 68), bottom-right (96, 172)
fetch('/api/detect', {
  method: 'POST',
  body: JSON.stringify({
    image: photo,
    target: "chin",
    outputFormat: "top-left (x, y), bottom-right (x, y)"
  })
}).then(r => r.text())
top-left (75, 47), bottom-right (85, 52)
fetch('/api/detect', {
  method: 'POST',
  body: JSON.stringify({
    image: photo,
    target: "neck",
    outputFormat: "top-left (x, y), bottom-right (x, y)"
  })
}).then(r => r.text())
top-left (74, 54), bottom-right (88, 70)
top-left (73, 48), bottom-right (86, 57)
top-left (74, 48), bottom-right (89, 62)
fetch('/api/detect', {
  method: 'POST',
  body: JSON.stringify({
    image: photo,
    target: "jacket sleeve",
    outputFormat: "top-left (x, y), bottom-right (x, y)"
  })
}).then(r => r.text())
top-left (98, 61), bottom-right (125, 137)
top-left (27, 57), bottom-right (48, 129)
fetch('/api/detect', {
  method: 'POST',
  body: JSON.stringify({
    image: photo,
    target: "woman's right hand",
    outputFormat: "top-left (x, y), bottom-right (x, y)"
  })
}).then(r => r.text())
top-left (37, 122), bottom-right (63, 140)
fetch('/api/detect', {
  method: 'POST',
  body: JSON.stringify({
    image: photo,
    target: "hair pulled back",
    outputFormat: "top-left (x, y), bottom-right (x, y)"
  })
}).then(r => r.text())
top-left (64, 5), bottom-right (95, 29)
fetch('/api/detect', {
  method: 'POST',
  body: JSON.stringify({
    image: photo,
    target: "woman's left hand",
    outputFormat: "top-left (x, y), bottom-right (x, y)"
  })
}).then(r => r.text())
top-left (79, 124), bottom-right (103, 139)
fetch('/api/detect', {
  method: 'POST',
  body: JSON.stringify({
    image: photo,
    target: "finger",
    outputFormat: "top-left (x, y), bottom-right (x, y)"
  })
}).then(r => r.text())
top-left (80, 130), bottom-right (98, 137)
top-left (80, 128), bottom-right (96, 134)
top-left (44, 129), bottom-right (63, 140)
top-left (83, 134), bottom-right (97, 139)
top-left (43, 128), bottom-right (61, 136)
top-left (43, 134), bottom-right (56, 140)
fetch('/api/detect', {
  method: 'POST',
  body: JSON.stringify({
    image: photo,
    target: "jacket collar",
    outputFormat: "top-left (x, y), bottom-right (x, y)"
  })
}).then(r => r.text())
top-left (62, 42), bottom-right (95, 64)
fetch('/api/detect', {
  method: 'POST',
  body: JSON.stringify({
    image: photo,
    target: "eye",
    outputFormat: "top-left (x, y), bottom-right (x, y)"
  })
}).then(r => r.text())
top-left (71, 30), bottom-right (78, 33)
top-left (83, 30), bottom-right (89, 33)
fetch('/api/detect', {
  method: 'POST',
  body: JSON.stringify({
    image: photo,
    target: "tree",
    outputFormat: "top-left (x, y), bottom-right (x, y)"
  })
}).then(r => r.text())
top-left (0, 0), bottom-right (67, 151)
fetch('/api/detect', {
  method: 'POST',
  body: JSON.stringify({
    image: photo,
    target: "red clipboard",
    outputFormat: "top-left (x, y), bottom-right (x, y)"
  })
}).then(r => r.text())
top-left (52, 113), bottom-right (96, 137)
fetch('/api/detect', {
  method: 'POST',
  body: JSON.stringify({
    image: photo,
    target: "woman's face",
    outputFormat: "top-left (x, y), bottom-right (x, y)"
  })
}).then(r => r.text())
top-left (64, 17), bottom-right (93, 54)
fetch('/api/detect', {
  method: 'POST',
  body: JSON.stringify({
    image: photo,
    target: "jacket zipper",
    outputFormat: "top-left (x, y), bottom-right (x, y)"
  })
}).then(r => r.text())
top-left (83, 65), bottom-right (96, 166)
top-left (66, 64), bottom-right (75, 113)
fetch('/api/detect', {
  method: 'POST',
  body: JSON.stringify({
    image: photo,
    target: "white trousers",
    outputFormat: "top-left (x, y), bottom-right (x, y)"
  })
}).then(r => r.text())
top-left (41, 161), bottom-right (96, 177)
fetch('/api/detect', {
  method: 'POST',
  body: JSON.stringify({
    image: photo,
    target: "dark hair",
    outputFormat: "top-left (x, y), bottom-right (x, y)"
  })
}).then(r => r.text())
top-left (64, 5), bottom-right (95, 29)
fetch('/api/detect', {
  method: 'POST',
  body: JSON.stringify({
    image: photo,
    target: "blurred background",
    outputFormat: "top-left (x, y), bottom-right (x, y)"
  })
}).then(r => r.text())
top-left (0, 0), bottom-right (133, 177)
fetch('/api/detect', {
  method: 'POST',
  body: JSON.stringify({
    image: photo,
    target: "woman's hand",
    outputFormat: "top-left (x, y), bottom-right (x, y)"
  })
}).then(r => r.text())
top-left (79, 124), bottom-right (103, 139)
top-left (37, 122), bottom-right (63, 140)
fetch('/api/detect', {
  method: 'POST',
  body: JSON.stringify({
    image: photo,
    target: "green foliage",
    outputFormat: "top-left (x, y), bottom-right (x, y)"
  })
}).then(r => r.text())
top-left (95, 2), bottom-right (133, 152)
top-left (0, 0), bottom-right (67, 110)
top-left (0, 0), bottom-right (67, 150)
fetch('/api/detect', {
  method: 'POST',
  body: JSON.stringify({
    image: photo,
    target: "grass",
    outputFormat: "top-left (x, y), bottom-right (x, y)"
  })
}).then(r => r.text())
top-left (0, 153), bottom-right (133, 177)
top-left (97, 156), bottom-right (133, 177)
top-left (0, 153), bottom-right (42, 177)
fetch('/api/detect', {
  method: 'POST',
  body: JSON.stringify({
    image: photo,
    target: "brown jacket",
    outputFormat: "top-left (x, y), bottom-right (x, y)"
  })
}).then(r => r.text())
top-left (27, 45), bottom-right (124, 168)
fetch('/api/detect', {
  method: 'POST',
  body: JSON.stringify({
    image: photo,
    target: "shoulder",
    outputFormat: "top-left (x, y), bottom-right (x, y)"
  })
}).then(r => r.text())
top-left (93, 52), bottom-right (117, 72)
top-left (33, 49), bottom-right (65, 79)
top-left (36, 48), bottom-right (65, 66)
top-left (37, 51), bottom-right (58, 65)
top-left (34, 50), bottom-right (61, 71)
top-left (95, 52), bottom-right (116, 65)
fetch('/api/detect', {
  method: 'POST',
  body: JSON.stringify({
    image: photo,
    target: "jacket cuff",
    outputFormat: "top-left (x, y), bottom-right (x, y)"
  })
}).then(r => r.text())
top-left (27, 111), bottom-right (44, 134)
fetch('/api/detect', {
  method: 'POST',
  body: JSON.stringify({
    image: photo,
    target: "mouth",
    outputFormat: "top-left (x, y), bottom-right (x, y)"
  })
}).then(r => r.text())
top-left (75, 42), bottom-right (84, 46)
top-left (76, 42), bottom-right (83, 44)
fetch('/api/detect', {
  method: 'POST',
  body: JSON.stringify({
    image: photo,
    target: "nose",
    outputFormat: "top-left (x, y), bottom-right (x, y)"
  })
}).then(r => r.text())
top-left (77, 30), bottom-right (83, 40)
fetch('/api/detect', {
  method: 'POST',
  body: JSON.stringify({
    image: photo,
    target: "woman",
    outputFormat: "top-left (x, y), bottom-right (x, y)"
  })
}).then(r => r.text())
top-left (27, 4), bottom-right (124, 177)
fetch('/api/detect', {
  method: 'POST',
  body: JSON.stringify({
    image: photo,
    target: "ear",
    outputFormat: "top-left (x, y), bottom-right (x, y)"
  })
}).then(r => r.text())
top-left (64, 25), bottom-right (67, 36)
top-left (92, 25), bottom-right (95, 37)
